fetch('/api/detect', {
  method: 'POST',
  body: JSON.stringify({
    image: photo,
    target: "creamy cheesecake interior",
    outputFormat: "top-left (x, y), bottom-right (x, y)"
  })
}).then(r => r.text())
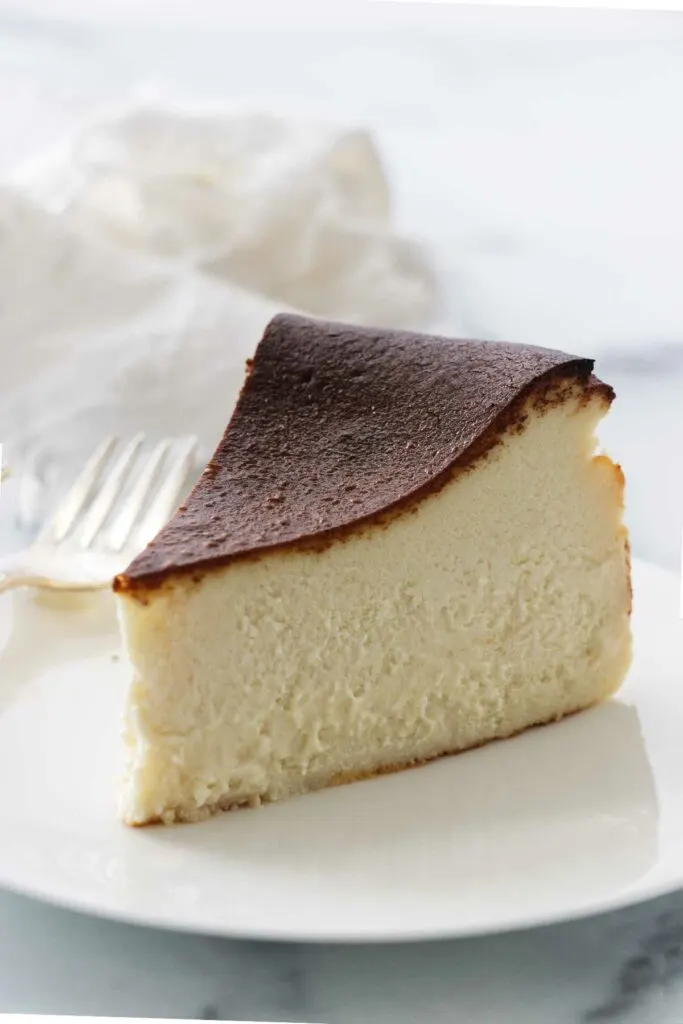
top-left (117, 379), bottom-right (630, 826)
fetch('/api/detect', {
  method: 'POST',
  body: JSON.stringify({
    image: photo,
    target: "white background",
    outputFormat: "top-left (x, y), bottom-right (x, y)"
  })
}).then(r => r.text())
top-left (1, 1), bottom-right (682, 570)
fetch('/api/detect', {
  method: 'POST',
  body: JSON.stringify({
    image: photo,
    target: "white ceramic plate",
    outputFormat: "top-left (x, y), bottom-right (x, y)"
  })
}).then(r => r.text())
top-left (0, 557), bottom-right (680, 943)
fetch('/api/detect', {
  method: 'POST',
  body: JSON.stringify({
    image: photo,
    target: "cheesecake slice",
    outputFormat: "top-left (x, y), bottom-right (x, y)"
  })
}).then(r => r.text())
top-left (114, 313), bottom-right (632, 826)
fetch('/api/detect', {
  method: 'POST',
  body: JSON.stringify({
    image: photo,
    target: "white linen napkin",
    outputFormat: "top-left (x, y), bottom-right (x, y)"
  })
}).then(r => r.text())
top-left (0, 105), bottom-right (437, 483)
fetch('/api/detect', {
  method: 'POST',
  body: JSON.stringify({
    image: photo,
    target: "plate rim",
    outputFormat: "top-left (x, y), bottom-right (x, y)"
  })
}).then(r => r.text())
top-left (0, 858), bottom-right (681, 945)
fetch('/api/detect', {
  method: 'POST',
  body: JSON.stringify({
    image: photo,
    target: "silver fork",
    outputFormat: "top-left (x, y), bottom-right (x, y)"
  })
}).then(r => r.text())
top-left (0, 434), bottom-right (198, 594)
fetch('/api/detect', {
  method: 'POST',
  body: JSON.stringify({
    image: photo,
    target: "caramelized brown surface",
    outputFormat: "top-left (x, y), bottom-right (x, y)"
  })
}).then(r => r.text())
top-left (115, 313), bottom-right (608, 591)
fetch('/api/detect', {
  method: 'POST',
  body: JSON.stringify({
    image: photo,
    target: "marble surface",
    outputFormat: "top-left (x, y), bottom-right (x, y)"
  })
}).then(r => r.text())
top-left (1, 2), bottom-right (683, 1021)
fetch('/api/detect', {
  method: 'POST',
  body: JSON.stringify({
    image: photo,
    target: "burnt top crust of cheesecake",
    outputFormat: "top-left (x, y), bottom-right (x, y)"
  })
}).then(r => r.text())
top-left (115, 313), bottom-right (612, 592)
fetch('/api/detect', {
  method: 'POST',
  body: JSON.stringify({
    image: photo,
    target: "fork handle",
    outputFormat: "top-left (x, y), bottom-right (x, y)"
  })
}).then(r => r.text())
top-left (0, 553), bottom-right (39, 594)
top-left (0, 572), bottom-right (20, 595)
top-left (0, 551), bottom-right (82, 594)
top-left (0, 548), bottom-right (117, 594)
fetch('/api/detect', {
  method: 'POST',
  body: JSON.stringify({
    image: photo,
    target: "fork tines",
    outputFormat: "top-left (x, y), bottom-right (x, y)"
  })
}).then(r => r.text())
top-left (39, 434), bottom-right (198, 554)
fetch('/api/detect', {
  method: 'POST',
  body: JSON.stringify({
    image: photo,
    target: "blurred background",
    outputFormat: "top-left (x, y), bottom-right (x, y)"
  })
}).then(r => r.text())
top-left (1, 0), bottom-right (682, 570)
